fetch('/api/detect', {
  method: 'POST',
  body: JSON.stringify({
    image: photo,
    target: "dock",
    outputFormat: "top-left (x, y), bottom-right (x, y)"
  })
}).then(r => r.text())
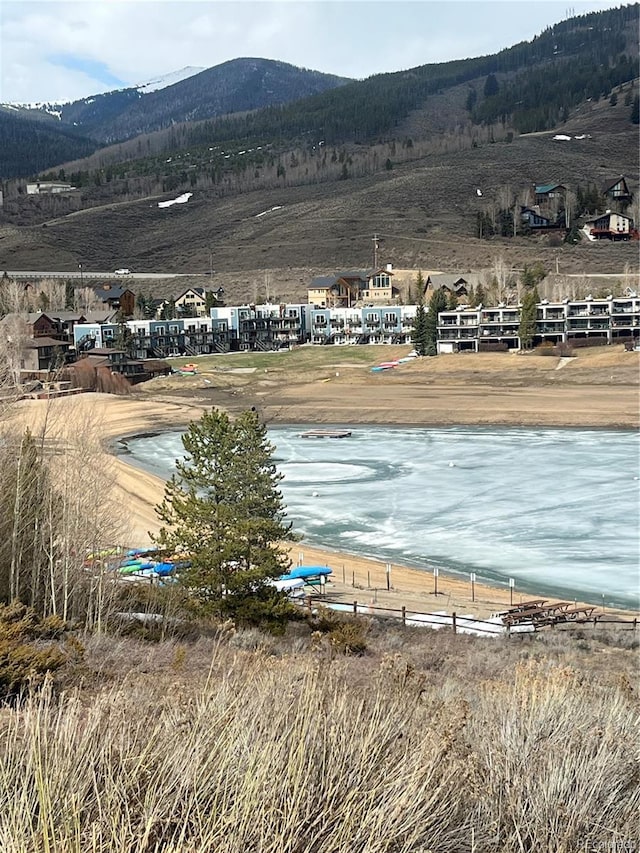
top-left (299, 429), bottom-right (352, 439)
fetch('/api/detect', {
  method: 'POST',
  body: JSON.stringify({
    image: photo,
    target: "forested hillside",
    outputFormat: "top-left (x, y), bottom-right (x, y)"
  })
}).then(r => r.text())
top-left (89, 59), bottom-right (351, 143)
top-left (0, 59), bottom-right (350, 179)
top-left (0, 112), bottom-right (97, 179)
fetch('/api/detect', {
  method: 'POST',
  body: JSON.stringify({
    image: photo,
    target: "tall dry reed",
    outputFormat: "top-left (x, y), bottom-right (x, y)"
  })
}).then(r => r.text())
top-left (0, 641), bottom-right (636, 852)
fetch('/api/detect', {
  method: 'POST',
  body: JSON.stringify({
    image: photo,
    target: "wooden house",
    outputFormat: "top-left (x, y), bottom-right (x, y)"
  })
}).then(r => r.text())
top-left (602, 176), bottom-right (632, 204)
top-left (92, 284), bottom-right (135, 317)
top-left (21, 337), bottom-right (72, 372)
top-left (534, 183), bottom-right (566, 204)
top-left (423, 274), bottom-right (480, 301)
top-left (521, 206), bottom-right (553, 229)
top-left (174, 287), bottom-right (207, 317)
top-left (584, 211), bottom-right (635, 240)
top-left (308, 267), bottom-right (397, 307)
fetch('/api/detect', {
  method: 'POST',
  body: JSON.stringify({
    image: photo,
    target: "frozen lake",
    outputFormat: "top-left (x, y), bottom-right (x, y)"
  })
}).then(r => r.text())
top-left (120, 426), bottom-right (640, 609)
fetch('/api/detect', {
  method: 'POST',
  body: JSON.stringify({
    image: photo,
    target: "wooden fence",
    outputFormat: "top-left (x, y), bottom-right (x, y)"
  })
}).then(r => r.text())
top-left (302, 593), bottom-right (639, 638)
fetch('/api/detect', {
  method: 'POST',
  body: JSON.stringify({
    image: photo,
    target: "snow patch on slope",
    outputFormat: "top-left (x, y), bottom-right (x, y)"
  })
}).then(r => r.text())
top-left (136, 67), bottom-right (205, 94)
top-left (158, 192), bottom-right (193, 208)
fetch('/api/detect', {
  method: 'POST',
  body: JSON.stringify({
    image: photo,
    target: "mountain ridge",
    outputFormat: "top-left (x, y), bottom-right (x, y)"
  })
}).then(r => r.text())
top-left (0, 5), bottom-right (637, 289)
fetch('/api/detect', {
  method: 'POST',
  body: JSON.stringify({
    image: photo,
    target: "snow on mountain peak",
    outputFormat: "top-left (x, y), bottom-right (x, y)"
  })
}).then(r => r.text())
top-left (135, 66), bottom-right (205, 94)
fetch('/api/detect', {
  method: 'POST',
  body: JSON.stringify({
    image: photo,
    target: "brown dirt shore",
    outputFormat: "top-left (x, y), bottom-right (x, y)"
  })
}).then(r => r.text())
top-left (4, 347), bottom-right (638, 621)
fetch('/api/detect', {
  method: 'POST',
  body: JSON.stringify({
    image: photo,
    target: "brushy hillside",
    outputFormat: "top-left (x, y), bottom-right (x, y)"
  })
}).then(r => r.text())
top-left (0, 102), bottom-right (637, 289)
top-left (0, 616), bottom-right (637, 851)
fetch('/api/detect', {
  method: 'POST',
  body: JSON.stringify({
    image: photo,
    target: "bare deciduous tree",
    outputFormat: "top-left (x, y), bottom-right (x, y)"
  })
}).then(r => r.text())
top-left (0, 397), bottom-right (125, 625)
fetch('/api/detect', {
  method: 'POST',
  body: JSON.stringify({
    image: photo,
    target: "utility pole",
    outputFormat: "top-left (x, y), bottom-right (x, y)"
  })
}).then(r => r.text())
top-left (372, 233), bottom-right (379, 269)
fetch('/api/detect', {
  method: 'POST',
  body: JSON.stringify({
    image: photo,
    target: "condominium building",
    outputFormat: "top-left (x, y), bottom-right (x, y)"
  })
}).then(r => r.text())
top-left (437, 296), bottom-right (640, 353)
top-left (72, 296), bottom-right (638, 359)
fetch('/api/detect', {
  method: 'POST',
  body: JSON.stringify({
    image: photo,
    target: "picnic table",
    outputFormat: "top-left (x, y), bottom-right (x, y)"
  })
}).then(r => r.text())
top-left (555, 605), bottom-right (597, 622)
top-left (499, 600), bottom-right (600, 629)
top-left (501, 605), bottom-right (548, 626)
top-left (497, 599), bottom-right (547, 616)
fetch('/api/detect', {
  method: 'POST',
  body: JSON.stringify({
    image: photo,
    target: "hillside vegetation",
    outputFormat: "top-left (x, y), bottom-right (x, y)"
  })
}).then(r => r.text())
top-left (0, 617), bottom-right (637, 851)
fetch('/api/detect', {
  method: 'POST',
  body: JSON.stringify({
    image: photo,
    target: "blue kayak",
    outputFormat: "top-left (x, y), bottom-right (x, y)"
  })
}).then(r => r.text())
top-left (281, 565), bottom-right (332, 581)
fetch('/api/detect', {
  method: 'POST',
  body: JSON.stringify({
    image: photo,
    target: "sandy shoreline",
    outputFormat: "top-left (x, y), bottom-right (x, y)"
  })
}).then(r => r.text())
top-left (4, 389), bottom-right (638, 621)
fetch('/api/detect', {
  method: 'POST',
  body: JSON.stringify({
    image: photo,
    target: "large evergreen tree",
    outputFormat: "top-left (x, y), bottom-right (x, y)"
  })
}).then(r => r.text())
top-left (411, 272), bottom-right (429, 355)
top-left (412, 300), bottom-right (428, 356)
top-left (425, 289), bottom-right (447, 356)
top-left (154, 408), bottom-right (294, 624)
top-left (519, 289), bottom-right (539, 350)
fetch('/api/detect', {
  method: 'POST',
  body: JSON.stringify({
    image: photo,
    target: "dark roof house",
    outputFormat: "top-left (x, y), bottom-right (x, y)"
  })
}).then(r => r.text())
top-left (602, 176), bottom-right (632, 202)
top-left (423, 274), bottom-right (481, 298)
top-left (92, 284), bottom-right (135, 317)
top-left (534, 183), bottom-right (566, 203)
top-left (521, 207), bottom-right (552, 229)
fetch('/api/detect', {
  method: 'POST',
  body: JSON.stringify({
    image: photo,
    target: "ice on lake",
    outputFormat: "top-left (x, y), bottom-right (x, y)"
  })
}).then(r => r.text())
top-left (122, 425), bottom-right (640, 609)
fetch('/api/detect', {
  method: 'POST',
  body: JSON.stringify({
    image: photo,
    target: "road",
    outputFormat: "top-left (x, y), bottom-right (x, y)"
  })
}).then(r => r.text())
top-left (3, 271), bottom-right (207, 281)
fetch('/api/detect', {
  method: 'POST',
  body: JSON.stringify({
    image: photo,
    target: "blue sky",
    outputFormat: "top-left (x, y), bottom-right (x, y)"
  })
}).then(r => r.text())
top-left (1, 1), bottom-right (632, 103)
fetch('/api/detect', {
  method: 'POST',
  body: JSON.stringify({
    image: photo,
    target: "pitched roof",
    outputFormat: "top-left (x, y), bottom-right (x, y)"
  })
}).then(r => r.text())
top-left (93, 285), bottom-right (128, 301)
top-left (83, 310), bottom-right (117, 323)
top-left (535, 183), bottom-right (565, 194)
top-left (175, 287), bottom-right (206, 301)
top-left (24, 337), bottom-right (70, 348)
top-left (426, 274), bottom-right (480, 292)
top-left (46, 311), bottom-right (88, 322)
top-left (585, 211), bottom-right (632, 223)
top-left (521, 207), bottom-right (551, 222)
top-left (602, 176), bottom-right (629, 193)
top-left (310, 269), bottom-right (392, 290)
top-left (24, 312), bottom-right (54, 324)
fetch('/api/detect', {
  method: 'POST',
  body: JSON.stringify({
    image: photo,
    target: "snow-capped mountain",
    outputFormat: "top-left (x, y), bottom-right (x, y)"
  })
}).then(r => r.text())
top-left (135, 66), bottom-right (206, 94)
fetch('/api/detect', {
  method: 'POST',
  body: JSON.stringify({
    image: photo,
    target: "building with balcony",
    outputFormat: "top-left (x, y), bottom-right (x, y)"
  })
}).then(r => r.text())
top-left (436, 296), bottom-right (640, 352)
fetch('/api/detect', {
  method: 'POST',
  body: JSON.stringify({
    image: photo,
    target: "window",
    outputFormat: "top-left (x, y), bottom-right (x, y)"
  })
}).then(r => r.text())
top-left (169, 325), bottom-right (179, 334)
top-left (372, 274), bottom-right (390, 288)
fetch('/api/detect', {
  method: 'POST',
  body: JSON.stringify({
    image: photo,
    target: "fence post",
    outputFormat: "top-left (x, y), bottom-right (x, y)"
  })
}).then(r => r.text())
top-left (352, 571), bottom-right (355, 588)
top-left (386, 563), bottom-right (391, 591)
top-left (452, 611), bottom-right (457, 635)
top-left (401, 606), bottom-right (406, 626)
top-left (367, 570), bottom-right (370, 589)
top-left (342, 564), bottom-right (345, 583)
top-left (306, 594), bottom-right (312, 610)
top-left (353, 600), bottom-right (358, 616)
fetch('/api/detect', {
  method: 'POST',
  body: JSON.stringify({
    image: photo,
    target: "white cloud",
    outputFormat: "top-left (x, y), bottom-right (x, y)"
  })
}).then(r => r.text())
top-left (0, 0), bottom-right (630, 103)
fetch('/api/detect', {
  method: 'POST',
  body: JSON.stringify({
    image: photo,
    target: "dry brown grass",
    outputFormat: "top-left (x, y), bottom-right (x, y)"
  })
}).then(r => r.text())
top-left (0, 623), bottom-right (637, 852)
